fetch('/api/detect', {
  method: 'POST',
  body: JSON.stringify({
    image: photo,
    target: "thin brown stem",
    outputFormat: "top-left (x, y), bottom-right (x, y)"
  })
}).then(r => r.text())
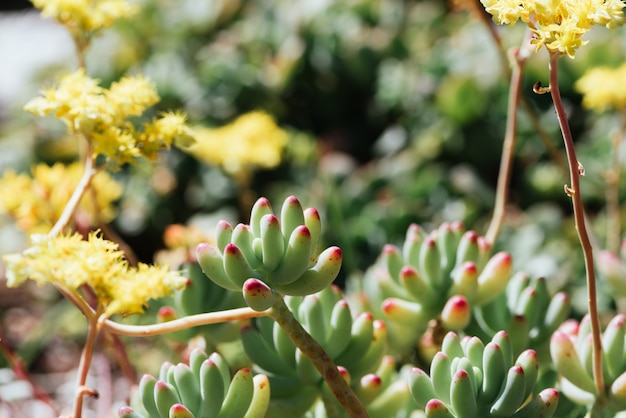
top-left (103, 307), bottom-right (269, 337)
top-left (74, 35), bottom-right (89, 71)
top-left (486, 46), bottom-right (526, 244)
top-left (474, 4), bottom-right (567, 173)
top-left (48, 151), bottom-right (97, 238)
top-left (548, 53), bottom-right (605, 407)
top-left (72, 311), bottom-right (105, 418)
top-left (268, 297), bottom-right (368, 418)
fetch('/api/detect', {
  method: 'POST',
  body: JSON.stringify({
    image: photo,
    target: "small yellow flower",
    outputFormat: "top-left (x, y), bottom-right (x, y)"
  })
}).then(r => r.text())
top-left (0, 162), bottom-right (122, 234)
top-left (189, 111), bottom-right (288, 177)
top-left (140, 111), bottom-right (196, 160)
top-left (480, 0), bottom-right (626, 57)
top-left (104, 263), bottom-right (185, 316)
top-left (576, 63), bottom-right (626, 112)
top-left (108, 75), bottom-right (160, 120)
top-left (31, 0), bottom-right (138, 39)
top-left (3, 232), bottom-right (186, 316)
top-left (24, 69), bottom-right (193, 167)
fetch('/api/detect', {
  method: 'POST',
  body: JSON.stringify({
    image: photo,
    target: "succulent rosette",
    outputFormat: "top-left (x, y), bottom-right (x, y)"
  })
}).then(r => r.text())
top-left (308, 356), bottom-right (412, 418)
top-left (472, 274), bottom-right (570, 356)
top-left (196, 196), bottom-right (342, 309)
top-left (354, 222), bottom-right (512, 355)
top-left (239, 286), bottom-right (408, 416)
top-left (409, 331), bottom-right (559, 418)
top-left (550, 313), bottom-right (626, 414)
top-left (119, 349), bottom-right (269, 418)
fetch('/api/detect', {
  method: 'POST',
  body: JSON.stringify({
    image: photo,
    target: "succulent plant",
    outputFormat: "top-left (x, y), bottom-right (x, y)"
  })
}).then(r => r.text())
top-left (193, 197), bottom-right (369, 417)
top-left (409, 331), bottom-right (559, 418)
top-left (353, 222), bottom-right (513, 356)
top-left (550, 313), bottom-right (626, 415)
top-left (196, 196), bottom-right (342, 303)
top-left (239, 286), bottom-right (396, 416)
top-left (118, 348), bottom-right (269, 418)
top-left (471, 273), bottom-right (571, 356)
top-left (307, 356), bottom-right (412, 418)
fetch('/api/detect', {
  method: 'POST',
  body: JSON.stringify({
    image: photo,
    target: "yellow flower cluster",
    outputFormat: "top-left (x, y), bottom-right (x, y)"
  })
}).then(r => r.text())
top-left (24, 69), bottom-right (194, 167)
top-left (3, 232), bottom-right (186, 316)
top-left (0, 163), bottom-right (122, 234)
top-left (189, 111), bottom-right (288, 178)
top-left (575, 62), bottom-right (626, 112)
top-left (480, 0), bottom-right (626, 57)
top-left (31, 0), bottom-right (138, 38)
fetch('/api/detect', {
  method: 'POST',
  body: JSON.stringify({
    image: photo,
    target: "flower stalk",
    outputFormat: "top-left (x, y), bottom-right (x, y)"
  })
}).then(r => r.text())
top-left (104, 307), bottom-right (269, 337)
top-left (48, 151), bottom-right (98, 238)
top-left (72, 309), bottom-right (105, 418)
top-left (486, 32), bottom-right (531, 244)
top-left (548, 52), bottom-right (605, 410)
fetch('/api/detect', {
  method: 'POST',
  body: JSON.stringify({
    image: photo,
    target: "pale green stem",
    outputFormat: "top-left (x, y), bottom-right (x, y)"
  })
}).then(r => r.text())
top-left (267, 296), bottom-right (368, 418)
top-left (48, 151), bottom-right (97, 238)
top-left (548, 53), bottom-right (605, 409)
top-left (103, 307), bottom-right (269, 337)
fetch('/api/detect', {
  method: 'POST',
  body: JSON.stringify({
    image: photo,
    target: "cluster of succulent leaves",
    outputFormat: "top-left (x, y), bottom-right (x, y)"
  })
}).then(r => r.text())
top-left (114, 195), bottom-right (621, 418)
top-left (409, 331), bottom-right (559, 418)
top-left (119, 349), bottom-right (269, 418)
top-left (240, 287), bottom-right (407, 417)
top-left (351, 221), bottom-right (512, 356)
top-left (549, 314), bottom-right (626, 416)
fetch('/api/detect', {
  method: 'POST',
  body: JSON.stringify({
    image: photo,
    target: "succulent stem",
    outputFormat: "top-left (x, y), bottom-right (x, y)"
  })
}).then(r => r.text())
top-left (548, 52), bottom-right (606, 411)
top-left (268, 296), bottom-right (369, 418)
